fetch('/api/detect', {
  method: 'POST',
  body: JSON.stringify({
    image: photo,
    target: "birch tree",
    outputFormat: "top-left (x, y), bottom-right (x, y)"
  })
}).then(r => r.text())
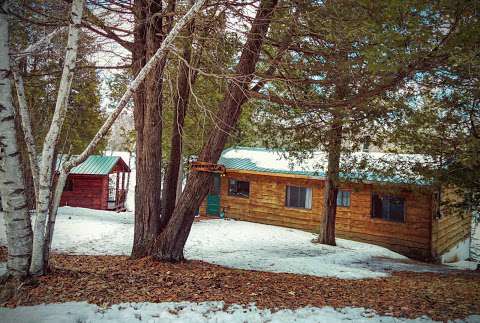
top-left (30, 0), bottom-right (85, 275)
top-left (0, 1), bottom-right (33, 277)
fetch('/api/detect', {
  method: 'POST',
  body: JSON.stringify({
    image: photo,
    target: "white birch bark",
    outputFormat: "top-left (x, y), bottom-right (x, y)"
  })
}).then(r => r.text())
top-left (44, 168), bottom-right (67, 256)
top-left (44, 0), bottom-right (207, 263)
top-left (30, 0), bottom-right (85, 275)
top-left (11, 27), bottom-right (66, 201)
top-left (12, 70), bottom-right (39, 198)
top-left (0, 4), bottom-right (33, 277)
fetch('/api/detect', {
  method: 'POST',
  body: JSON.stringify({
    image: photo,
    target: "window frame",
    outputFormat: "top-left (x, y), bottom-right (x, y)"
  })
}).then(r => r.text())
top-left (285, 185), bottom-right (312, 209)
top-left (336, 190), bottom-right (351, 208)
top-left (228, 178), bottom-right (250, 198)
top-left (371, 193), bottom-right (406, 223)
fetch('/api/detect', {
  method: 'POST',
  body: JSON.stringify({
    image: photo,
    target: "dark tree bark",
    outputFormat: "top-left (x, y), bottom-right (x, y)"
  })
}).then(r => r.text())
top-left (160, 19), bottom-right (195, 229)
top-left (151, 0), bottom-right (279, 261)
top-left (319, 113), bottom-right (343, 246)
top-left (318, 72), bottom-right (349, 246)
top-left (131, 0), bottom-right (175, 258)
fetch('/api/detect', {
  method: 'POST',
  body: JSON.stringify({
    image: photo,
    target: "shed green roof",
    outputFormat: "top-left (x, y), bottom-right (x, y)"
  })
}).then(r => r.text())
top-left (56, 155), bottom-right (129, 175)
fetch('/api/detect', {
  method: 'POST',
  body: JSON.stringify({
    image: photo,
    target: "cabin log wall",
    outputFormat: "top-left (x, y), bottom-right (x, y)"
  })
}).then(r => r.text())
top-left (200, 170), bottom-right (435, 260)
top-left (431, 187), bottom-right (472, 260)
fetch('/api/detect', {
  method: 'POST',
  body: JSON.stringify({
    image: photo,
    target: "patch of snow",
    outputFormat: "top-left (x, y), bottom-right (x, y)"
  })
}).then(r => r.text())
top-left (445, 260), bottom-right (478, 270)
top-left (471, 222), bottom-right (480, 261)
top-left (185, 219), bottom-right (407, 279)
top-left (441, 237), bottom-right (471, 263)
top-left (1, 301), bottom-right (476, 323)
top-left (446, 222), bottom-right (480, 269)
top-left (0, 208), bottom-right (472, 279)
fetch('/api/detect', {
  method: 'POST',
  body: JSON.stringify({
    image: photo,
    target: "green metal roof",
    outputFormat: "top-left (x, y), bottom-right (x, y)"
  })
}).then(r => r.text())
top-left (56, 155), bottom-right (127, 175)
top-left (219, 147), bottom-right (323, 178)
top-left (218, 147), bottom-right (431, 185)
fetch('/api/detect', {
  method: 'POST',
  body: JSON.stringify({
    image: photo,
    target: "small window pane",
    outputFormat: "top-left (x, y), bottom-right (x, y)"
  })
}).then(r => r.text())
top-left (228, 179), bottom-right (250, 198)
top-left (298, 187), bottom-right (306, 207)
top-left (286, 186), bottom-right (312, 209)
top-left (371, 193), bottom-right (382, 218)
top-left (371, 193), bottom-right (405, 222)
top-left (337, 190), bottom-right (350, 207)
top-left (389, 197), bottom-right (405, 222)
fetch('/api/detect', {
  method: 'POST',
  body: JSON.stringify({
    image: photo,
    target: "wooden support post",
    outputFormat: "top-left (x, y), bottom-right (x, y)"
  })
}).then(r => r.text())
top-left (115, 170), bottom-right (120, 209)
top-left (121, 172), bottom-right (126, 208)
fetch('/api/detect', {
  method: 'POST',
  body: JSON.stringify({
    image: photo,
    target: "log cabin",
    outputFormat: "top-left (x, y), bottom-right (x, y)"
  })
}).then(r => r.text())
top-left (57, 155), bottom-right (131, 211)
top-left (199, 147), bottom-right (472, 262)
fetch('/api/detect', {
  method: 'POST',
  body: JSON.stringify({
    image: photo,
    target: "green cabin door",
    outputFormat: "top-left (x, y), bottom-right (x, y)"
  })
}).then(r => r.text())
top-left (206, 174), bottom-right (221, 216)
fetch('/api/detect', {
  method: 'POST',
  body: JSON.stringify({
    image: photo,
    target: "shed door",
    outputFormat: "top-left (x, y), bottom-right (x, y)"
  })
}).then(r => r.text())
top-left (206, 174), bottom-right (221, 216)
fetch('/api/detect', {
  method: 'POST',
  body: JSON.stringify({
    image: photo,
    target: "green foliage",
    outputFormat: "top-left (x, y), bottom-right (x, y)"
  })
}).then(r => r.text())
top-left (248, 0), bottom-right (479, 213)
top-left (11, 7), bottom-right (107, 155)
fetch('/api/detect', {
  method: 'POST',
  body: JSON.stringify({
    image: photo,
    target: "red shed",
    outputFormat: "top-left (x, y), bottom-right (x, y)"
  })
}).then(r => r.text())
top-left (58, 155), bottom-right (131, 211)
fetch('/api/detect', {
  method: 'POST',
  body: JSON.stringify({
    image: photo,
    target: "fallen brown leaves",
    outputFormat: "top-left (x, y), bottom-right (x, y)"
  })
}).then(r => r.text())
top-left (1, 247), bottom-right (480, 321)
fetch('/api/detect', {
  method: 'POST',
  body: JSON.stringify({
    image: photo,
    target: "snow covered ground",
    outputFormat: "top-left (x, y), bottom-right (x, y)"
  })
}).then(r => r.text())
top-left (1, 207), bottom-right (476, 279)
top-left (1, 208), bottom-right (479, 323)
top-left (0, 301), bottom-right (478, 323)
top-left (471, 224), bottom-right (480, 261)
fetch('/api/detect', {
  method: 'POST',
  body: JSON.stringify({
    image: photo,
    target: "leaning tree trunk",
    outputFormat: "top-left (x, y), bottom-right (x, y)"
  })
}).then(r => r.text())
top-left (161, 19), bottom-right (195, 228)
top-left (318, 113), bottom-right (343, 246)
top-left (0, 6), bottom-right (33, 277)
top-left (152, 0), bottom-right (279, 261)
top-left (30, 0), bottom-right (85, 276)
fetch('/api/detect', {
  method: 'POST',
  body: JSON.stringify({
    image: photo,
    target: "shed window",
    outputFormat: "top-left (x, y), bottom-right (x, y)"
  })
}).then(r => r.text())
top-left (64, 177), bottom-right (73, 191)
top-left (228, 179), bottom-right (250, 198)
top-left (371, 193), bottom-right (405, 222)
top-left (337, 190), bottom-right (351, 207)
top-left (285, 186), bottom-right (312, 209)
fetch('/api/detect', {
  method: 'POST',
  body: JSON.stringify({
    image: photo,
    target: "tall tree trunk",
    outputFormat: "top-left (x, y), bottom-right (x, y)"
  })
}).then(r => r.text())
top-left (161, 19), bottom-right (195, 228)
top-left (131, 0), bottom-right (167, 258)
top-left (30, 0), bottom-right (85, 275)
top-left (318, 114), bottom-right (343, 246)
top-left (0, 5), bottom-right (33, 277)
top-left (42, 0), bottom-right (206, 262)
top-left (152, 0), bottom-right (279, 261)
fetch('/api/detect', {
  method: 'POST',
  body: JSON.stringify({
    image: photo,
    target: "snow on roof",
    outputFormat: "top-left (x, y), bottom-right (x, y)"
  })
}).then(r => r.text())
top-left (219, 147), bottom-right (434, 185)
top-left (56, 155), bottom-right (131, 175)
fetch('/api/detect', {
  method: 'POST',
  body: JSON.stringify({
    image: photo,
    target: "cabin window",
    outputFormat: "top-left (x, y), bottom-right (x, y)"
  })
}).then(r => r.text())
top-left (228, 179), bottom-right (250, 198)
top-left (285, 185), bottom-right (312, 209)
top-left (64, 177), bottom-right (73, 191)
top-left (371, 193), bottom-right (405, 222)
top-left (337, 190), bottom-right (350, 207)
